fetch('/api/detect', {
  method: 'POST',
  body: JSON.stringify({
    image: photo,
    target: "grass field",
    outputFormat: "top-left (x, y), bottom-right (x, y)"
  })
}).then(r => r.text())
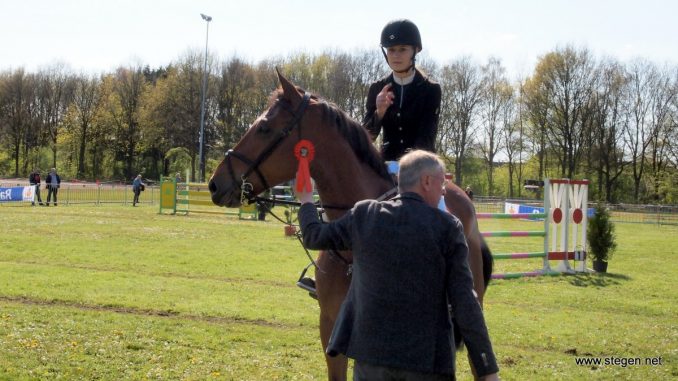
top-left (1, 205), bottom-right (676, 380)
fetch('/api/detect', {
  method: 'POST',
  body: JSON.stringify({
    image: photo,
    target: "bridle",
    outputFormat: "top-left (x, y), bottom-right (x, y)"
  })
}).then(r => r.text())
top-left (224, 92), bottom-right (311, 206)
top-left (220, 90), bottom-right (395, 213)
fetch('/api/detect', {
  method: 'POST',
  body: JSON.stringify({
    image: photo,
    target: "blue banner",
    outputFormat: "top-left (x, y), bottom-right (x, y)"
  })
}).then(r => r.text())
top-left (504, 202), bottom-right (594, 218)
top-left (0, 186), bottom-right (35, 202)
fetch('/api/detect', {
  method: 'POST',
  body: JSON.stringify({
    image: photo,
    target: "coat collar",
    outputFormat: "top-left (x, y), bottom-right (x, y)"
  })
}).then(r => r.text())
top-left (395, 192), bottom-right (426, 203)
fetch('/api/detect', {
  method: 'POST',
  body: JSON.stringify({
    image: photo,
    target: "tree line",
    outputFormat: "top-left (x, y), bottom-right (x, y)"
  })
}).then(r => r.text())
top-left (1, 46), bottom-right (677, 204)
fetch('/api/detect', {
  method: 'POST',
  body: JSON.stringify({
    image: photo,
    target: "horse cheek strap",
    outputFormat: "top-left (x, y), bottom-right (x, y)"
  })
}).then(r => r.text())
top-left (294, 140), bottom-right (315, 193)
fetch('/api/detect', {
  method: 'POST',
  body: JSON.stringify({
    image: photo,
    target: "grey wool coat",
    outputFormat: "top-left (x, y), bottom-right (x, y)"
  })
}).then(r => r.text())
top-left (298, 192), bottom-right (499, 377)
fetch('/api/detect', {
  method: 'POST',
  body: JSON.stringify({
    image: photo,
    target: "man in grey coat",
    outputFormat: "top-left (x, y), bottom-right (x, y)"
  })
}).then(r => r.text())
top-left (45, 168), bottom-right (61, 206)
top-left (297, 150), bottom-right (499, 380)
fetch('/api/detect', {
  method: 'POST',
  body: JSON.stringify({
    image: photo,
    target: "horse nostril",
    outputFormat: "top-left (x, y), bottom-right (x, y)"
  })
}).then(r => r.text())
top-left (208, 180), bottom-right (217, 194)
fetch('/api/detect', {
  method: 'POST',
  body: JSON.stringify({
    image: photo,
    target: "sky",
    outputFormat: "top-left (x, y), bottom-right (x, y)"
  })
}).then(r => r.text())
top-left (2, 0), bottom-right (677, 79)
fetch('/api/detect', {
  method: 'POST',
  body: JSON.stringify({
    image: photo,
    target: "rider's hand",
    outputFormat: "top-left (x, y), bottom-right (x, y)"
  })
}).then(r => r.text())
top-left (375, 83), bottom-right (394, 119)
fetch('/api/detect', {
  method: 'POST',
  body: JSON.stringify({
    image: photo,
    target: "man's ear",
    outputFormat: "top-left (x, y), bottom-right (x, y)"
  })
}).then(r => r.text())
top-left (419, 174), bottom-right (431, 191)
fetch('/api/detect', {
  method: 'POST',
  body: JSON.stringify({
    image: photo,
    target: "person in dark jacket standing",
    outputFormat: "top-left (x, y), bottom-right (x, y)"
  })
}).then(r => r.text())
top-left (363, 19), bottom-right (442, 162)
top-left (29, 169), bottom-right (44, 206)
top-left (297, 150), bottom-right (499, 381)
top-left (45, 168), bottom-right (61, 206)
top-left (132, 174), bottom-right (146, 206)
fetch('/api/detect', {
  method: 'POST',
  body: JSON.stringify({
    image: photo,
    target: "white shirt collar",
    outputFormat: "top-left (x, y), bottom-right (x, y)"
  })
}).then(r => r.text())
top-left (393, 71), bottom-right (415, 85)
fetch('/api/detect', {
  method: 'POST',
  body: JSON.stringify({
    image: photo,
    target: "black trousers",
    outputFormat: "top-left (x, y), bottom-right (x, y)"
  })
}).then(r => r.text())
top-left (47, 186), bottom-right (58, 205)
top-left (133, 188), bottom-right (141, 205)
top-left (353, 361), bottom-right (454, 381)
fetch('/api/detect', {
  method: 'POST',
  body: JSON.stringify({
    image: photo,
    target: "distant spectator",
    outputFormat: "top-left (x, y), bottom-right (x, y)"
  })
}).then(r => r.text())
top-left (465, 186), bottom-right (474, 200)
top-left (29, 168), bottom-right (44, 206)
top-left (175, 172), bottom-right (182, 183)
top-left (45, 168), bottom-right (61, 206)
top-left (132, 174), bottom-right (146, 207)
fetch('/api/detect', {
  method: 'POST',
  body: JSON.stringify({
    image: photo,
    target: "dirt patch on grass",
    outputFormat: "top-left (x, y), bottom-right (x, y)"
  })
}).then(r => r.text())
top-left (0, 295), bottom-right (297, 328)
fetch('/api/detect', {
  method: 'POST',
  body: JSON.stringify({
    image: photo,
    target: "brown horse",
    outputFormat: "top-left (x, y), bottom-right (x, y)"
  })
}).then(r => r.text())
top-left (209, 71), bottom-right (492, 381)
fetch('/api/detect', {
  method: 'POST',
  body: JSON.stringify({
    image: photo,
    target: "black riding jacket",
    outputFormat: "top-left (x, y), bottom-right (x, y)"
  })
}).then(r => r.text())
top-left (363, 69), bottom-right (441, 161)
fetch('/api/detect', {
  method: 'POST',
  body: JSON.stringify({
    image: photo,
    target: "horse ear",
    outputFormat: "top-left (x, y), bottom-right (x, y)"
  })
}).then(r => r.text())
top-left (276, 67), bottom-right (302, 105)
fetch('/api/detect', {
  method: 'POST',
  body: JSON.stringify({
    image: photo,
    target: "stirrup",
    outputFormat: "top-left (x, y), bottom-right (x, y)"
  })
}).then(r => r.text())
top-left (296, 262), bottom-right (317, 299)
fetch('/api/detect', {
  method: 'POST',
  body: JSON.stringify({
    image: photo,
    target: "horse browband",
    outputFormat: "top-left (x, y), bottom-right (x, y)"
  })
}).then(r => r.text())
top-left (225, 92), bottom-right (312, 205)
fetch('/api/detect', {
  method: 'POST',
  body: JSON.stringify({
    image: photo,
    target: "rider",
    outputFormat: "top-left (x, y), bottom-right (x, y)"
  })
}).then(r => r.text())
top-left (363, 19), bottom-right (442, 163)
top-left (297, 19), bottom-right (443, 297)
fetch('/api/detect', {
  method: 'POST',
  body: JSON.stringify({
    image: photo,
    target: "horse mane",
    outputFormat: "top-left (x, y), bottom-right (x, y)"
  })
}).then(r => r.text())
top-left (271, 88), bottom-right (392, 183)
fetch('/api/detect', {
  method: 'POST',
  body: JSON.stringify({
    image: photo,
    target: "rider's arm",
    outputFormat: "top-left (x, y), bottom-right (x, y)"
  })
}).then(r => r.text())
top-left (362, 82), bottom-right (383, 141)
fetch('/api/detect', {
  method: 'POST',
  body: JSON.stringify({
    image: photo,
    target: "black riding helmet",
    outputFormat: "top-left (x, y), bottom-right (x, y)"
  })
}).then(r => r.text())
top-left (380, 19), bottom-right (422, 73)
top-left (380, 19), bottom-right (422, 50)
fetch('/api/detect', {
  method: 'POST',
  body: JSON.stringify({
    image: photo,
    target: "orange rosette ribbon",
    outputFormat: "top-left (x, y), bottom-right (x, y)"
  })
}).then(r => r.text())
top-left (294, 140), bottom-right (315, 193)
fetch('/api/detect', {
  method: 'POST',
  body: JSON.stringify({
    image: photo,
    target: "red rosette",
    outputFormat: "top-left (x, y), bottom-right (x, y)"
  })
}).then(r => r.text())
top-left (294, 140), bottom-right (315, 193)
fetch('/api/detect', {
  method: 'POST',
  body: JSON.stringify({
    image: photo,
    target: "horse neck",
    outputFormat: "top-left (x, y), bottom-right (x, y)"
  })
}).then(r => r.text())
top-left (311, 144), bottom-right (393, 220)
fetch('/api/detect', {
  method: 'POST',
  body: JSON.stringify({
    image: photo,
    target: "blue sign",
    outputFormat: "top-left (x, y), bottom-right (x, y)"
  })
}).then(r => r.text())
top-left (517, 204), bottom-right (545, 215)
top-left (505, 202), bottom-right (594, 218)
top-left (0, 186), bottom-right (35, 202)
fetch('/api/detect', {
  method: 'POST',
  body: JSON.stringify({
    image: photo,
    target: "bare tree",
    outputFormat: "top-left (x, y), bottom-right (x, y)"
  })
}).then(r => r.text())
top-left (479, 58), bottom-right (512, 195)
top-left (216, 56), bottom-right (262, 151)
top-left (587, 58), bottom-right (628, 202)
top-left (647, 65), bottom-right (676, 201)
top-left (530, 46), bottom-right (596, 178)
top-left (37, 64), bottom-right (75, 169)
top-left (107, 65), bottom-right (147, 180)
top-left (625, 59), bottom-right (659, 202)
top-left (668, 69), bottom-right (678, 171)
top-left (522, 73), bottom-right (551, 183)
top-left (437, 57), bottom-right (484, 185)
top-left (70, 74), bottom-right (101, 178)
top-left (503, 79), bottom-right (524, 198)
top-left (328, 50), bottom-right (383, 120)
top-left (666, 97), bottom-right (678, 174)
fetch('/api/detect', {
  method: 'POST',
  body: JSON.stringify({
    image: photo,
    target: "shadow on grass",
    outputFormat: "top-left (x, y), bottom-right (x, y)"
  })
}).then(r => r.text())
top-left (567, 272), bottom-right (631, 288)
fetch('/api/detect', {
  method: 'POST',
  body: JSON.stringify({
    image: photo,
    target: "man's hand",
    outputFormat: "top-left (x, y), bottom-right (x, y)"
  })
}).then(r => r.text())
top-left (375, 83), bottom-right (394, 119)
top-left (295, 184), bottom-right (314, 205)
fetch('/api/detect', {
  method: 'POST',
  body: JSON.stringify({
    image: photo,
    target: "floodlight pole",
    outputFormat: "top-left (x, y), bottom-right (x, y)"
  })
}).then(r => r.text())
top-left (198, 13), bottom-right (212, 183)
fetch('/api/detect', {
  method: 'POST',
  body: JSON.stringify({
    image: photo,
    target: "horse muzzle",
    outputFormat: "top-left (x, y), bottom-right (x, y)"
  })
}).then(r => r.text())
top-left (208, 178), bottom-right (241, 207)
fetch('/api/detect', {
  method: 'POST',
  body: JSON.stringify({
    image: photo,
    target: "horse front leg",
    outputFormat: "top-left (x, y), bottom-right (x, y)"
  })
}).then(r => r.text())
top-left (315, 250), bottom-right (351, 381)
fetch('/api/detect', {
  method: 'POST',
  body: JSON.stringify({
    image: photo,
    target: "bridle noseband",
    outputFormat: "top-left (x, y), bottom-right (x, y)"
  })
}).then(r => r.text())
top-left (224, 92), bottom-right (311, 205)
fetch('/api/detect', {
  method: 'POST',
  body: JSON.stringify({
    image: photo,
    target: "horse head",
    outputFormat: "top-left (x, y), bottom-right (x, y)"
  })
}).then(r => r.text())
top-left (209, 70), bottom-right (315, 207)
